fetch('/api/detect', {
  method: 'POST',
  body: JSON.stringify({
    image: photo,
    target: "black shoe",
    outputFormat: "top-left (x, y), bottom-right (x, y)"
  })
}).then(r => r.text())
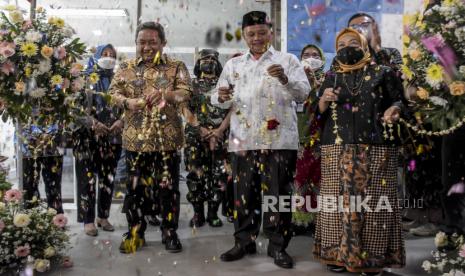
top-left (326, 264), bottom-right (347, 273)
top-left (164, 232), bottom-right (182, 253)
top-left (119, 232), bottom-right (145, 254)
top-left (361, 272), bottom-right (382, 276)
top-left (220, 243), bottom-right (256, 262)
top-left (207, 215), bottom-right (223, 227)
top-left (147, 215), bottom-right (161, 226)
top-left (189, 213), bottom-right (206, 228)
top-left (267, 248), bottom-right (294, 269)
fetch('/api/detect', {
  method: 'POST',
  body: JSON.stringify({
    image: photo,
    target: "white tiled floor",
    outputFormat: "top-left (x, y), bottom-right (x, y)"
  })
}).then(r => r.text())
top-left (42, 203), bottom-right (435, 276)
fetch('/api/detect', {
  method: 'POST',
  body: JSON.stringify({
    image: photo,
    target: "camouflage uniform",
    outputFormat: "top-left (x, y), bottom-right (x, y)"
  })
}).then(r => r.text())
top-left (185, 50), bottom-right (229, 226)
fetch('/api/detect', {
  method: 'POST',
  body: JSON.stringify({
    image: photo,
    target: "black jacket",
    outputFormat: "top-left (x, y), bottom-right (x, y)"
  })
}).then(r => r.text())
top-left (318, 64), bottom-right (406, 145)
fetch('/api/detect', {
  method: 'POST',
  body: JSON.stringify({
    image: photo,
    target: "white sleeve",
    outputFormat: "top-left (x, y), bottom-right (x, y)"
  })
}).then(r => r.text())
top-left (284, 54), bottom-right (311, 102)
top-left (211, 60), bottom-right (233, 109)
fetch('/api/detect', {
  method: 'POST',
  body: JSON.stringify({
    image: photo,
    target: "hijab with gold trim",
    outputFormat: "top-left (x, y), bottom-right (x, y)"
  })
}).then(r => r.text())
top-left (334, 28), bottom-right (372, 73)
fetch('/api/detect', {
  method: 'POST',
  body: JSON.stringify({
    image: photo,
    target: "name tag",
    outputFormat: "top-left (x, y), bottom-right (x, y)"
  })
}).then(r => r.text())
top-left (296, 103), bottom-right (304, 113)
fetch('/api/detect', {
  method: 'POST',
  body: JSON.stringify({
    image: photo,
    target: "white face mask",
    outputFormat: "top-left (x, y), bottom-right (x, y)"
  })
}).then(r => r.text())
top-left (97, 57), bottom-right (116, 70)
top-left (301, 57), bottom-right (324, 70)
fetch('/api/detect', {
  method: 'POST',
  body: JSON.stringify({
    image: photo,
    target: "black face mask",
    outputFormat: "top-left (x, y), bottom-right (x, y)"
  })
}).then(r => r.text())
top-left (336, 46), bottom-right (365, 65)
top-left (200, 62), bottom-right (216, 74)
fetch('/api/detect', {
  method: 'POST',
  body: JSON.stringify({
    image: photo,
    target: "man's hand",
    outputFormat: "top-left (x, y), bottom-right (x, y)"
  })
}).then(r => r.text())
top-left (210, 128), bottom-right (225, 142)
top-left (93, 121), bottom-right (110, 137)
top-left (199, 127), bottom-right (212, 140)
top-left (126, 98), bottom-right (146, 111)
top-left (370, 23), bottom-right (382, 53)
top-left (218, 86), bottom-right (233, 103)
top-left (267, 64), bottom-right (288, 85)
top-left (109, 120), bottom-right (124, 135)
top-left (144, 88), bottom-right (163, 107)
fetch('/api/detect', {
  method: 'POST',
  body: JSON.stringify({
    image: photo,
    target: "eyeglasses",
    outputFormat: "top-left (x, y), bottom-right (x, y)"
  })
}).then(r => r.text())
top-left (349, 21), bottom-right (372, 30)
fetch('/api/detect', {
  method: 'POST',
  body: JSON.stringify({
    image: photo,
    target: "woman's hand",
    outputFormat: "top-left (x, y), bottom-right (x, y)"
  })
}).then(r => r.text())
top-left (318, 87), bottom-right (340, 113)
top-left (383, 106), bottom-right (401, 123)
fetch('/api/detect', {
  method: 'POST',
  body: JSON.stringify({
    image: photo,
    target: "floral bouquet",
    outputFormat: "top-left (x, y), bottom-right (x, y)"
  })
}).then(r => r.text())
top-left (402, 0), bottom-right (465, 133)
top-left (0, 189), bottom-right (72, 274)
top-left (422, 232), bottom-right (465, 275)
top-left (0, 5), bottom-right (86, 125)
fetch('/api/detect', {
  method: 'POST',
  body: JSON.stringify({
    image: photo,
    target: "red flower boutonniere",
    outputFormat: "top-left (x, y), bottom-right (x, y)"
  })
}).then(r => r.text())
top-left (267, 119), bottom-right (280, 130)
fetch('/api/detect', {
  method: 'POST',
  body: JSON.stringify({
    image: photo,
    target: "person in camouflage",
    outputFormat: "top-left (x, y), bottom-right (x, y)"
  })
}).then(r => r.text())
top-left (185, 49), bottom-right (230, 228)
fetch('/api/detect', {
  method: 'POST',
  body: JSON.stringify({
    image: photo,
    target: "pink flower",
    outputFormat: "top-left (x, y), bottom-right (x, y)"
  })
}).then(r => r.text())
top-left (63, 78), bottom-right (70, 89)
top-left (448, 182), bottom-right (465, 196)
top-left (62, 256), bottom-right (74, 268)
top-left (70, 63), bottom-right (83, 77)
top-left (52, 214), bottom-right (68, 228)
top-left (0, 41), bottom-right (16, 58)
top-left (71, 77), bottom-right (84, 91)
top-left (4, 188), bottom-right (22, 202)
top-left (1, 60), bottom-right (15, 76)
top-left (422, 34), bottom-right (457, 76)
top-left (460, 245), bottom-right (465, 258)
top-left (22, 20), bottom-right (33, 31)
top-left (14, 244), bottom-right (31, 257)
top-left (0, 220), bottom-right (5, 232)
top-left (53, 47), bottom-right (67, 60)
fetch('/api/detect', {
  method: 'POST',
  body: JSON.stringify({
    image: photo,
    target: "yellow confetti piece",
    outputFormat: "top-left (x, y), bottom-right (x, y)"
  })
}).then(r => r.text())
top-left (233, 210), bottom-right (237, 220)
top-left (115, 191), bottom-right (125, 199)
top-left (259, 164), bottom-right (265, 172)
top-left (382, 179), bottom-right (387, 186)
top-left (87, 172), bottom-right (93, 177)
top-left (168, 212), bottom-right (173, 222)
top-left (201, 103), bottom-right (207, 114)
top-left (261, 183), bottom-right (268, 192)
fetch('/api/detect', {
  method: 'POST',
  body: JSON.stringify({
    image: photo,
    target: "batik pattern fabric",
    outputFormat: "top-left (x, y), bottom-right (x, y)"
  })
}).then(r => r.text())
top-left (313, 144), bottom-right (405, 273)
top-left (109, 55), bottom-right (192, 152)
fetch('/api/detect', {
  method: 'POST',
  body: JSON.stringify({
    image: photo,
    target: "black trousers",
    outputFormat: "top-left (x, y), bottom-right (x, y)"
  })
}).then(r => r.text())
top-left (231, 150), bottom-right (297, 251)
top-left (75, 138), bottom-right (122, 223)
top-left (184, 138), bottom-right (228, 215)
top-left (440, 126), bottom-right (465, 234)
top-left (123, 150), bottom-right (180, 235)
top-left (23, 156), bottom-right (64, 213)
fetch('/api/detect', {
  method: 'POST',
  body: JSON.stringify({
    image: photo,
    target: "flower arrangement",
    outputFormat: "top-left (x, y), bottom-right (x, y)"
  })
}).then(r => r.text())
top-left (0, 5), bottom-right (86, 124)
top-left (402, 0), bottom-right (465, 133)
top-left (0, 188), bottom-right (71, 274)
top-left (422, 231), bottom-right (465, 275)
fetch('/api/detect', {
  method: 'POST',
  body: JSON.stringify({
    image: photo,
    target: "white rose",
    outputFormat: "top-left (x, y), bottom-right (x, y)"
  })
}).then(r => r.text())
top-left (37, 59), bottom-right (51, 74)
top-left (422, 260), bottom-right (432, 272)
top-left (435, 232), bottom-right (449, 248)
top-left (25, 31), bottom-right (42, 43)
top-left (13, 213), bottom-right (31, 228)
top-left (34, 259), bottom-right (50, 273)
top-left (43, 246), bottom-right (55, 258)
top-left (29, 87), bottom-right (46, 98)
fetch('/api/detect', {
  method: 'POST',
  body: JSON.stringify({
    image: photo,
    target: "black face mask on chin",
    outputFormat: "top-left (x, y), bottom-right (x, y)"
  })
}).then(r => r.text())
top-left (336, 46), bottom-right (365, 65)
top-left (200, 62), bottom-right (216, 75)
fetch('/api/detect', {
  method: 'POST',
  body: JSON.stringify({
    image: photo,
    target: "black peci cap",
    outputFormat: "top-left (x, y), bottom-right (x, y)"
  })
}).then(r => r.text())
top-left (242, 11), bottom-right (271, 29)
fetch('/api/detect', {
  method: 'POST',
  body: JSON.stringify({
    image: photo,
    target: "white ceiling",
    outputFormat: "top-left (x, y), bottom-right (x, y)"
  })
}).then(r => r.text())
top-left (9, 0), bottom-right (271, 68)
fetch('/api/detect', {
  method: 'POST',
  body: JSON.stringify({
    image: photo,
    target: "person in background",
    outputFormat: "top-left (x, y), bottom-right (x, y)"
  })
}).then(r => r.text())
top-left (347, 13), bottom-right (402, 71)
top-left (213, 11), bottom-right (310, 269)
top-left (73, 44), bottom-right (123, 236)
top-left (110, 21), bottom-right (191, 254)
top-left (21, 116), bottom-right (64, 214)
top-left (292, 44), bottom-right (326, 234)
top-left (313, 28), bottom-right (406, 275)
top-left (184, 49), bottom-right (231, 228)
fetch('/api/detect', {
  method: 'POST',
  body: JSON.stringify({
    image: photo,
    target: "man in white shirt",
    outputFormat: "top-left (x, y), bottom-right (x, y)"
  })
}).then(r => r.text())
top-left (212, 11), bottom-right (310, 269)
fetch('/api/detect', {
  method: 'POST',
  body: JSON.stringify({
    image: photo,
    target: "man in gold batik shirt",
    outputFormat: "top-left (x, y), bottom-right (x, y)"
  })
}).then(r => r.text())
top-left (109, 21), bottom-right (191, 254)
